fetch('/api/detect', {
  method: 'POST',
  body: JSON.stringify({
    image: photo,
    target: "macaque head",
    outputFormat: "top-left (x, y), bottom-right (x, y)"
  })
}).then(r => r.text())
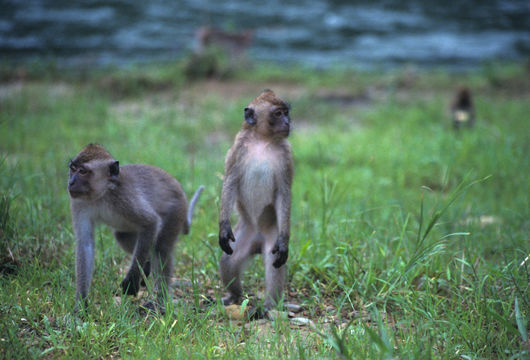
top-left (68, 144), bottom-right (119, 200)
top-left (244, 89), bottom-right (291, 139)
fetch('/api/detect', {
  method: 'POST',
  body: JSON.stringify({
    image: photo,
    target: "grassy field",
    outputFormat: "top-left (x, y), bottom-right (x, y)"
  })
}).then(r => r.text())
top-left (0, 61), bottom-right (528, 359)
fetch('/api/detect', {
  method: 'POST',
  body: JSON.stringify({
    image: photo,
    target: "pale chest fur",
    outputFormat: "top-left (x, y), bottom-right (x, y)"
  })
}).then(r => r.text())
top-left (239, 141), bottom-right (283, 219)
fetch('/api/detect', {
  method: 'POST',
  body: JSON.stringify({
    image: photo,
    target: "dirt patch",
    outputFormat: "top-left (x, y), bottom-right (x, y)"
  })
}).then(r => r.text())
top-left (313, 90), bottom-right (371, 107)
top-left (0, 81), bottom-right (73, 102)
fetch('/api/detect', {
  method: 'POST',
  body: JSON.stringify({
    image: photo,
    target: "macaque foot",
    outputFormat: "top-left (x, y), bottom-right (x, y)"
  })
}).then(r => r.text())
top-left (121, 272), bottom-right (141, 296)
top-left (221, 294), bottom-right (241, 306)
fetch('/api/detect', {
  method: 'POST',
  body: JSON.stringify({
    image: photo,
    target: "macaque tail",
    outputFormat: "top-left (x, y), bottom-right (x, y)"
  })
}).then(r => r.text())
top-left (185, 185), bottom-right (204, 234)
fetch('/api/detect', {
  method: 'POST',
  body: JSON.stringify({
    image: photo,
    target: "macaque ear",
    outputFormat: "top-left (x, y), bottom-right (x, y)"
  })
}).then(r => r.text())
top-left (244, 107), bottom-right (256, 125)
top-left (109, 161), bottom-right (119, 178)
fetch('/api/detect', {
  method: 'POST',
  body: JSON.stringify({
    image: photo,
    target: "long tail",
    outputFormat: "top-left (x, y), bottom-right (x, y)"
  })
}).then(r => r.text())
top-left (185, 185), bottom-right (204, 234)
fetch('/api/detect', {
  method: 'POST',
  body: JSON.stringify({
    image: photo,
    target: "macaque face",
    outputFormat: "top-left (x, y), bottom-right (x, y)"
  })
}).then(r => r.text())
top-left (68, 161), bottom-right (92, 198)
top-left (268, 105), bottom-right (290, 137)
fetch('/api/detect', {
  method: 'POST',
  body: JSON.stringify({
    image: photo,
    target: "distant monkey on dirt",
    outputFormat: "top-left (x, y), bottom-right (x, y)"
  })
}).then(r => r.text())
top-left (195, 26), bottom-right (253, 57)
top-left (68, 144), bottom-right (203, 311)
top-left (451, 87), bottom-right (475, 129)
top-left (218, 90), bottom-right (293, 313)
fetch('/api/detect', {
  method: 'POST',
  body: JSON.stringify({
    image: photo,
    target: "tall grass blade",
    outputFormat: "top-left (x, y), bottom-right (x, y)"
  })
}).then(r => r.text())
top-left (515, 297), bottom-right (528, 342)
top-left (485, 307), bottom-right (520, 337)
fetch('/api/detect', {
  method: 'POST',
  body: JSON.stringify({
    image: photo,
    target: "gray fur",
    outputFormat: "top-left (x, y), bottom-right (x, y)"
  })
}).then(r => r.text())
top-left (68, 145), bottom-right (203, 311)
top-left (218, 90), bottom-right (293, 311)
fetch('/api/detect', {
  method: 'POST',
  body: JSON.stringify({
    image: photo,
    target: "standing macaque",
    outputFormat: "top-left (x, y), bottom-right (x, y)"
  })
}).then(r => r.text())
top-left (451, 87), bottom-right (475, 129)
top-left (68, 144), bottom-right (203, 311)
top-left (218, 90), bottom-right (293, 314)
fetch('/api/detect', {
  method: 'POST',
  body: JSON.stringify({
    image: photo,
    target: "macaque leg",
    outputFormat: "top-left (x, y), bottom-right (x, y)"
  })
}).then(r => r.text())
top-left (219, 221), bottom-right (259, 305)
top-left (114, 231), bottom-right (138, 254)
top-left (151, 224), bottom-right (179, 305)
top-left (263, 228), bottom-right (286, 310)
top-left (121, 224), bottom-right (157, 296)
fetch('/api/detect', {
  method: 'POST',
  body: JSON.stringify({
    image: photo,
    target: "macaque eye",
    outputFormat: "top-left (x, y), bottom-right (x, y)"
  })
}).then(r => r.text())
top-left (274, 110), bottom-right (282, 118)
top-left (78, 168), bottom-right (88, 175)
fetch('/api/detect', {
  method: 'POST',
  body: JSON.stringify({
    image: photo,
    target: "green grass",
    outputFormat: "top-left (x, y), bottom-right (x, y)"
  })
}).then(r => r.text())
top-left (0, 61), bottom-right (528, 359)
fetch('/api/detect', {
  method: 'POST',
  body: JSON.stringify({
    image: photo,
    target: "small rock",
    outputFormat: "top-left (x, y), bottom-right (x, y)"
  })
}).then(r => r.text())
top-left (350, 311), bottom-right (371, 321)
top-left (290, 317), bottom-right (316, 329)
top-left (172, 279), bottom-right (193, 288)
top-left (286, 303), bottom-right (302, 313)
top-left (244, 319), bottom-right (268, 329)
top-left (266, 310), bottom-right (288, 321)
top-left (288, 312), bottom-right (296, 318)
top-left (225, 304), bottom-right (247, 320)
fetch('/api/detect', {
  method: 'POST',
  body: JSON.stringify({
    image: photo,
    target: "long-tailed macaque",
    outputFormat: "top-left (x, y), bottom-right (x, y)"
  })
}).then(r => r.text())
top-left (195, 26), bottom-right (253, 57)
top-left (218, 90), bottom-right (293, 313)
top-left (68, 144), bottom-right (203, 310)
top-left (451, 87), bottom-right (475, 129)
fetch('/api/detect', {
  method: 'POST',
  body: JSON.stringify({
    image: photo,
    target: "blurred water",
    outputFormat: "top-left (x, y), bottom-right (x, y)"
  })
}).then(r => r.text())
top-left (1, 0), bottom-right (529, 68)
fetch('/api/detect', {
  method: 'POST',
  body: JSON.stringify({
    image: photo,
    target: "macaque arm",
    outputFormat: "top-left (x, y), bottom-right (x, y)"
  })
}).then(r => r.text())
top-left (74, 213), bottom-right (95, 304)
top-left (218, 146), bottom-right (240, 254)
top-left (219, 147), bottom-right (240, 224)
top-left (276, 153), bottom-right (293, 238)
top-left (271, 156), bottom-right (292, 268)
top-left (275, 186), bottom-right (291, 239)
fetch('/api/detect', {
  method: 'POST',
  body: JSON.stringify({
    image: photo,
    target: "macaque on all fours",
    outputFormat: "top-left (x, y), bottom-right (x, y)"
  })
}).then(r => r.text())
top-left (68, 143), bottom-right (203, 312)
